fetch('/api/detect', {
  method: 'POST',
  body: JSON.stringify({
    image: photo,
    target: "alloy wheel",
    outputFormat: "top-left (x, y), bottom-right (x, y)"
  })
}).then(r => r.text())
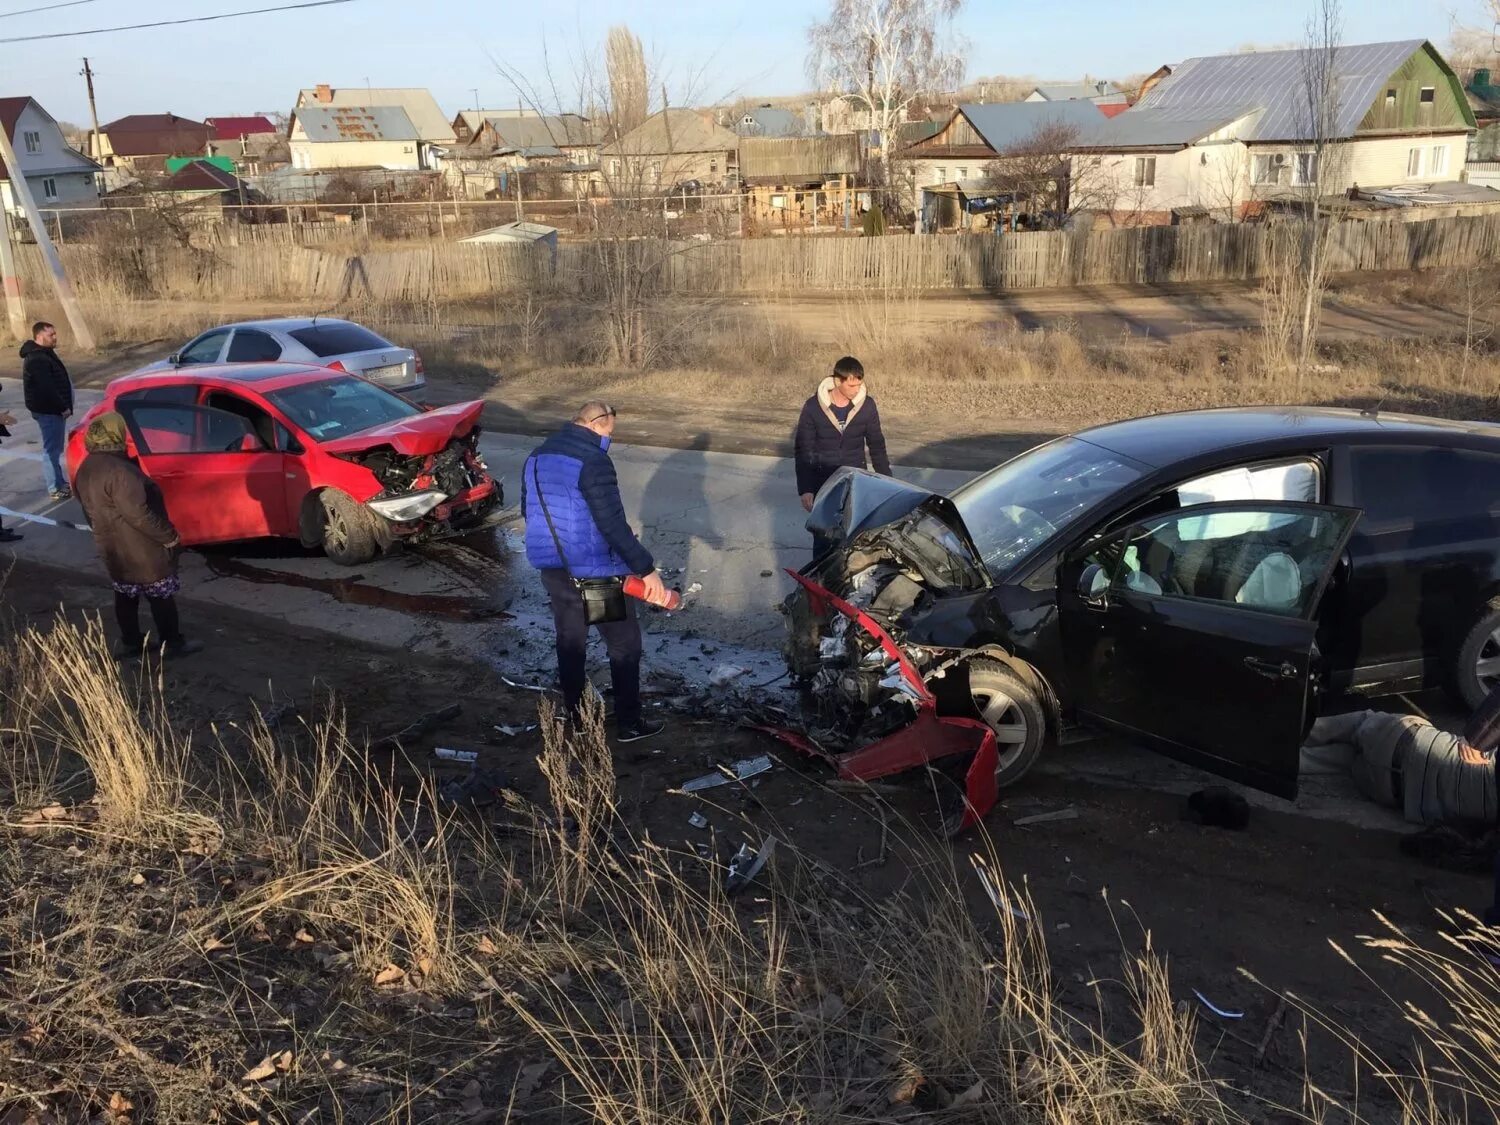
top-left (1476, 627), bottom-right (1500, 693)
top-left (972, 685), bottom-right (1031, 774)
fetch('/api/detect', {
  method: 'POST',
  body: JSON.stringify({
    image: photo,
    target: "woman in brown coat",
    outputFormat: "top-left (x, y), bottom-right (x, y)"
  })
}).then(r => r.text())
top-left (73, 412), bottom-right (202, 659)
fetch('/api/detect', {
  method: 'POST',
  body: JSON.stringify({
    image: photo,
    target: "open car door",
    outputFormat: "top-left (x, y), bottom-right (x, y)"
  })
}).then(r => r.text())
top-left (116, 401), bottom-right (288, 544)
top-left (1057, 501), bottom-right (1361, 799)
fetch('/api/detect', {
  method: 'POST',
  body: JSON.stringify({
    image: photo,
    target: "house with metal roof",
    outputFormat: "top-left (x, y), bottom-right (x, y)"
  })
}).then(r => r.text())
top-left (1070, 40), bottom-right (1478, 224)
top-left (294, 85), bottom-right (454, 143)
top-left (442, 113), bottom-right (601, 199)
top-left (896, 101), bottom-right (1108, 226)
top-left (599, 108), bottom-right (740, 191)
top-left (0, 96), bottom-right (101, 216)
top-left (729, 105), bottom-right (805, 138)
top-left (1025, 81), bottom-right (1129, 106)
top-left (288, 105), bottom-right (430, 171)
top-left (91, 113), bottom-right (212, 174)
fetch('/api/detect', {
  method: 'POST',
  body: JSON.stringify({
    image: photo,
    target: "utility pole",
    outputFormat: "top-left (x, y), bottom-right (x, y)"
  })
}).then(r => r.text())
top-left (0, 203), bottom-right (26, 342)
top-left (80, 58), bottom-right (102, 160)
top-left (0, 126), bottom-right (94, 350)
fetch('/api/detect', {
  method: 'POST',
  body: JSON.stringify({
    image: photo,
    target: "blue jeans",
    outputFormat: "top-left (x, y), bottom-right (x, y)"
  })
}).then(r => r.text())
top-left (35, 413), bottom-right (67, 493)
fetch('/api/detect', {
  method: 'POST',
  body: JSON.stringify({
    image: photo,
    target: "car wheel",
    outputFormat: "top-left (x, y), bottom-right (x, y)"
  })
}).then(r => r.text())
top-left (1453, 601), bottom-right (1500, 711)
top-left (967, 659), bottom-right (1048, 788)
top-left (319, 490), bottom-right (377, 566)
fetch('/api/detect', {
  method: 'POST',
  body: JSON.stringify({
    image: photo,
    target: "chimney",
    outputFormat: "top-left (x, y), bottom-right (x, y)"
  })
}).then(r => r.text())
top-left (315, 84), bottom-right (333, 103)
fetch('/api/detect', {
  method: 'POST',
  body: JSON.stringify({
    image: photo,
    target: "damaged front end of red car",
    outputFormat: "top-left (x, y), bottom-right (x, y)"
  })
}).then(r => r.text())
top-left (339, 427), bottom-right (503, 547)
top-left (764, 570), bottom-right (1001, 836)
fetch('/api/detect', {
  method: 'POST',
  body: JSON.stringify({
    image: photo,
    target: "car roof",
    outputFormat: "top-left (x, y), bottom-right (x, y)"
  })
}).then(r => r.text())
top-left (201, 317), bottom-right (364, 333)
top-left (109, 362), bottom-right (346, 394)
top-left (1074, 407), bottom-right (1500, 468)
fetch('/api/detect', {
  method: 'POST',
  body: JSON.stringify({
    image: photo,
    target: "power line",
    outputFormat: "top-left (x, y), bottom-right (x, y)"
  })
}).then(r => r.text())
top-left (0, 0), bottom-right (356, 42)
top-left (0, 0), bottom-right (108, 20)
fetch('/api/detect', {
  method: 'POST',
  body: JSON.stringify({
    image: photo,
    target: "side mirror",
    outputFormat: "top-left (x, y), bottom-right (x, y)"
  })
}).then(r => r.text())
top-left (167, 353), bottom-right (180, 366)
top-left (1077, 562), bottom-right (1108, 606)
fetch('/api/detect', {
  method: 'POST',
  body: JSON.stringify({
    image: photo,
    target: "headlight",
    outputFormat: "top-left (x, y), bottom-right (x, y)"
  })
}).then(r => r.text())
top-left (366, 490), bottom-right (447, 521)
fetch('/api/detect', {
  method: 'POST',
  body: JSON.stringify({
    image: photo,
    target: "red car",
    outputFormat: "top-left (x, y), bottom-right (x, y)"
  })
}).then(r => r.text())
top-left (67, 362), bottom-right (502, 565)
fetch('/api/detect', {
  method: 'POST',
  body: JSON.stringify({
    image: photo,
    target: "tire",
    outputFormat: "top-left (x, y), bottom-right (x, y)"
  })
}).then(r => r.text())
top-left (967, 659), bottom-right (1048, 789)
top-left (319, 490), bottom-right (378, 566)
top-left (1453, 601), bottom-right (1500, 712)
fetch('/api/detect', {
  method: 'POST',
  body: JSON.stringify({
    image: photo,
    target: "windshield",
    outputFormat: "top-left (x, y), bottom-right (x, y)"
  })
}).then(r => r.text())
top-left (951, 437), bottom-right (1147, 577)
top-left (265, 376), bottom-right (421, 442)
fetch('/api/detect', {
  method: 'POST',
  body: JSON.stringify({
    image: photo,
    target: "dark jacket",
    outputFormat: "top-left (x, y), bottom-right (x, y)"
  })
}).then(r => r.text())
top-left (794, 377), bottom-right (892, 496)
top-left (521, 423), bottom-right (653, 578)
top-left (20, 341), bottom-right (73, 416)
top-left (73, 451), bottom-right (180, 584)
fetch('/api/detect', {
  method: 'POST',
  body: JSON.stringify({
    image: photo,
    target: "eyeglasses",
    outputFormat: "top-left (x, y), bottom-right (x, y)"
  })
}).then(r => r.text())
top-left (583, 407), bottom-right (617, 424)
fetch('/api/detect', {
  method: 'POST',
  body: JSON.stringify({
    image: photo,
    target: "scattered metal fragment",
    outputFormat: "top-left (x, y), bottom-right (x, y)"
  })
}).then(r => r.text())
top-left (708, 664), bottom-right (751, 687)
top-left (493, 724), bottom-right (538, 738)
top-left (1013, 807), bottom-right (1080, 827)
top-left (500, 675), bottom-right (550, 693)
top-left (1192, 989), bottom-right (1245, 1019)
top-left (972, 857), bottom-right (1030, 922)
top-left (726, 835), bottom-right (776, 893)
top-left (688, 811), bottom-right (709, 830)
top-left (681, 755), bottom-right (774, 793)
top-left (433, 747), bottom-right (479, 764)
top-left (372, 703), bottom-right (463, 751)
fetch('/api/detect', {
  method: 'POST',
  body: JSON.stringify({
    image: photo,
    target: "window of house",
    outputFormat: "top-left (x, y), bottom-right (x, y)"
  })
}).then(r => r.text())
top-left (1406, 146), bottom-right (1424, 178)
top-left (1133, 156), bottom-right (1156, 187)
top-left (770, 194), bottom-right (787, 208)
top-left (956, 166), bottom-right (968, 181)
top-left (1292, 152), bottom-right (1317, 185)
top-left (1419, 86), bottom-right (1435, 104)
top-left (709, 159), bottom-right (717, 177)
top-left (41, 178), bottom-right (57, 201)
top-left (1252, 154), bottom-right (1280, 185)
top-left (23, 130), bottom-right (41, 154)
top-left (1430, 144), bottom-right (1449, 177)
top-left (1385, 88), bottom-right (1397, 107)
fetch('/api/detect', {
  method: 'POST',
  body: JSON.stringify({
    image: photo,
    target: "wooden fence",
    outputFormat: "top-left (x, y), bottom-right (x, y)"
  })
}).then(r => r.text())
top-left (14, 212), bottom-right (1500, 304)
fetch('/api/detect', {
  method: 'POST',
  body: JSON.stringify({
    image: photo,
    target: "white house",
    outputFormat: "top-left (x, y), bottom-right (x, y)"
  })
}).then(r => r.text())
top-left (295, 85), bottom-right (454, 144)
top-left (1070, 40), bottom-right (1477, 225)
top-left (0, 96), bottom-right (100, 216)
top-left (288, 105), bottom-right (429, 171)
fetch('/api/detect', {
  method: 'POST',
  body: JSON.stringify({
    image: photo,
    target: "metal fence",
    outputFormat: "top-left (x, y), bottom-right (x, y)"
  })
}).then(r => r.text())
top-left (14, 211), bottom-right (1500, 302)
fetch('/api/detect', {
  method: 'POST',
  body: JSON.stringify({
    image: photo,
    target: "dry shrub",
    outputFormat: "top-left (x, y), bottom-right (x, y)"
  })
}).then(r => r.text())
top-left (7, 617), bottom-right (220, 850)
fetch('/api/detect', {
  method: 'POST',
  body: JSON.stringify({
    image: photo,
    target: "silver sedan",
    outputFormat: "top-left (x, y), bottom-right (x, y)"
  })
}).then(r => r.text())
top-left (137, 317), bottom-right (426, 399)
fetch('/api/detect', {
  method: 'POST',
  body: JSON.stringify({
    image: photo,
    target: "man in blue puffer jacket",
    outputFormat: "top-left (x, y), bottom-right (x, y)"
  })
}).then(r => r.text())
top-left (522, 401), bottom-right (666, 743)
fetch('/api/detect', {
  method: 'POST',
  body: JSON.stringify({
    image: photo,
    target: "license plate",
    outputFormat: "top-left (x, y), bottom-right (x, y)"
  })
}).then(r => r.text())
top-left (365, 362), bottom-right (407, 383)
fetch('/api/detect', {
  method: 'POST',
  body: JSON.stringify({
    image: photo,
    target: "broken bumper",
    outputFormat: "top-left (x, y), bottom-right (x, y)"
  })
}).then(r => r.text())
top-left (762, 570), bottom-right (1000, 835)
top-left (373, 479), bottom-right (503, 544)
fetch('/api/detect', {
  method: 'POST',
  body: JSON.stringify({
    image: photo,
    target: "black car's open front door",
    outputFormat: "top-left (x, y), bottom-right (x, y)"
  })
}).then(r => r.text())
top-left (1058, 501), bottom-right (1361, 798)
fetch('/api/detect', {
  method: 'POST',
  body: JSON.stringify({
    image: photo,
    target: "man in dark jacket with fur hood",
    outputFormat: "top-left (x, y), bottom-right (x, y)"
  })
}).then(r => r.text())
top-left (794, 355), bottom-right (892, 558)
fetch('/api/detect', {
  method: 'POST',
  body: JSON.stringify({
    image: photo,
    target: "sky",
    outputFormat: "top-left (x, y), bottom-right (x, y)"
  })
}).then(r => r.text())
top-left (0, 0), bottom-right (1478, 127)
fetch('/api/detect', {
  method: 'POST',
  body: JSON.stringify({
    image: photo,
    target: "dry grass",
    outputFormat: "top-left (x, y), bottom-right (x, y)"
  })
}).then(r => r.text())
top-left (1, 611), bottom-right (1496, 1122)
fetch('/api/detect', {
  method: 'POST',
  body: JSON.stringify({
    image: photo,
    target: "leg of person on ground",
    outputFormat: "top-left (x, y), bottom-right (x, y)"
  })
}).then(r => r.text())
top-left (602, 599), bottom-right (662, 742)
top-left (1487, 848), bottom-right (1499, 928)
top-left (0, 517), bottom-right (19, 542)
top-left (147, 594), bottom-right (182, 647)
top-left (37, 415), bottom-right (67, 497)
top-left (540, 568), bottom-right (589, 720)
top-left (113, 590), bottom-right (144, 656)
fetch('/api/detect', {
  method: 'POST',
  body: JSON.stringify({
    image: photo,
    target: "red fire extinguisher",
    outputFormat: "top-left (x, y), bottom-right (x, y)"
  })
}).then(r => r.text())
top-left (623, 574), bottom-right (682, 610)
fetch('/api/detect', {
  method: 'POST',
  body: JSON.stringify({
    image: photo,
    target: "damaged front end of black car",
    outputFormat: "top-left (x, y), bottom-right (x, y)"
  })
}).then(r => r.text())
top-left (771, 469), bottom-right (1058, 831)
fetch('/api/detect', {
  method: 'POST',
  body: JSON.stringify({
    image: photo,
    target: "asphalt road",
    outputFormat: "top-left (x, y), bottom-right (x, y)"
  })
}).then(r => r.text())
top-left (0, 380), bottom-right (1408, 832)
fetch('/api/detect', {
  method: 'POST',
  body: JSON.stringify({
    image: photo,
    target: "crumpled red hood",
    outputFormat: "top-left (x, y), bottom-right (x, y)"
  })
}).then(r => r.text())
top-left (321, 401), bottom-right (484, 456)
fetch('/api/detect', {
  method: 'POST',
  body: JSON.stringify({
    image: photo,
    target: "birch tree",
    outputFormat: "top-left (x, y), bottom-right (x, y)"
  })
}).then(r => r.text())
top-left (807, 0), bottom-right (966, 205)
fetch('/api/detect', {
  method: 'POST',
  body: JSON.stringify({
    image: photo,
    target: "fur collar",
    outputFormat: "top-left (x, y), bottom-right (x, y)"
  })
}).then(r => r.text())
top-left (816, 376), bottom-right (866, 430)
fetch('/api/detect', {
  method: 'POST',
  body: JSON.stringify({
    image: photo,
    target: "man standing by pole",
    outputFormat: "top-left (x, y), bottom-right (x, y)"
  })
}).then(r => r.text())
top-left (21, 321), bottom-right (72, 500)
top-left (522, 401), bottom-right (666, 744)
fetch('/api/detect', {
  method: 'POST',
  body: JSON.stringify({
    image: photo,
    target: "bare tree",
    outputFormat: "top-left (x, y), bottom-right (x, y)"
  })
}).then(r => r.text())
top-left (1448, 0), bottom-right (1500, 75)
top-left (981, 122), bottom-right (1108, 228)
top-left (605, 26), bottom-right (648, 141)
top-left (807, 0), bottom-right (966, 205)
top-left (1292, 0), bottom-right (1343, 379)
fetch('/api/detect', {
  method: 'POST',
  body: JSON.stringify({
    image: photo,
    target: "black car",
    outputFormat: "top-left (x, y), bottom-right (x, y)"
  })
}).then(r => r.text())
top-left (783, 407), bottom-right (1500, 804)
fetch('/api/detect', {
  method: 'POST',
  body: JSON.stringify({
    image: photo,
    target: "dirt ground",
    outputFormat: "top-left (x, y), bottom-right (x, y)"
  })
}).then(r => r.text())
top-left (6, 558), bottom-right (1493, 1118)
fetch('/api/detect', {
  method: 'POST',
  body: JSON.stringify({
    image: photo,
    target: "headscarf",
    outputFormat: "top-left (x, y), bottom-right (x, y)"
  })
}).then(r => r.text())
top-left (84, 411), bottom-right (128, 452)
